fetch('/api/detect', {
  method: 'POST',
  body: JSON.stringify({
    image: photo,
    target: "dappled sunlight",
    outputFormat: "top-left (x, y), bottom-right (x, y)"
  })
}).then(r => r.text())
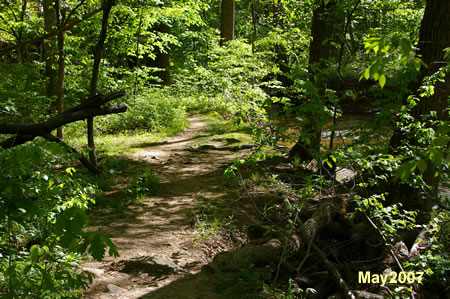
top-left (83, 116), bottom-right (255, 298)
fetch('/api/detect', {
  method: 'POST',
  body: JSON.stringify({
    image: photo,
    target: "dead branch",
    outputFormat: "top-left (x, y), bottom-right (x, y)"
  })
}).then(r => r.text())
top-left (297, 222), bottom-right (356, 299)
top-left (0, 91), bottom-right (126, 138)
top-left (0, 91), bottom-right (126, 173)
top-left (41, 133), bottom-right (100, 174)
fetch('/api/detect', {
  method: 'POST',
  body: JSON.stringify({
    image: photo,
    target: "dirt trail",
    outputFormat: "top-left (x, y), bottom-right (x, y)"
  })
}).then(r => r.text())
top-left (83, 116), bottom-right (251, 298)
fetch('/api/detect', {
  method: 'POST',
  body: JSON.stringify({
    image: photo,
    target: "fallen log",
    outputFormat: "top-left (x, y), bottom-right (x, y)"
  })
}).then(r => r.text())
top-left (0, 92), bottom-right (126, 137)
top-left (0, 91), bottom-right (126, 173)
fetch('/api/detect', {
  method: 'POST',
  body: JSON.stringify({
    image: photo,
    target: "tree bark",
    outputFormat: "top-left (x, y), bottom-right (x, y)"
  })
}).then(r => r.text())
top-left (412, 0), bottom-right (449, 122)
top-left (289, 2), bottom-right (336, 160)
top-left (155, 23), bottom-right (171, 86)
top-left (55, 0), bottom-right (65, 139)
top-left (250, 1), bottom-right (257, 54)
top-left (16, 0), bottom-right (28, 62)
top-left (414, 0), bottom-right (450, 197)
top-left (220, 0), bottom-right (235, 46)
top-left (43, 0), bottom-right (58, 99)
top-left (0, 91), bottom-right (126, 147)
top-left (389, 0), bottom-right (449, 197)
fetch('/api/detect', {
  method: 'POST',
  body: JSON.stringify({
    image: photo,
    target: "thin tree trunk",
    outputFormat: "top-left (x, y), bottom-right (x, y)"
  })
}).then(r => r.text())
top-left (43, 0), bottom-right (58, 99)
top-left (133, 7), bottom-right (143, 96)
top-left (156, 23), bottom-right (171, 86)
top-left (87, 0), bottom-right (113, 167)
top-left (15, 0), bottom-right (27, 63)
top-left (251, 1), bottom-right (257, 54)
top-left (220, 0), bottom-right (235, 46)
top-left (411, 0), bottom-right (449, 199)
top-left (55, 0), bottom-right (65, 139)
top-left (290, 2), bottom-right (336, 160)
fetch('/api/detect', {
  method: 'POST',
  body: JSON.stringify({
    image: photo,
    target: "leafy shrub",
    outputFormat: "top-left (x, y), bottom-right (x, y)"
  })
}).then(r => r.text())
top-left (0, 63), bottom-right (50, 122)
top-left (97, 90), bottom-right (187, 133)
top-left (0, 143), bottom-right (118, 297)
top-left (173, 39), bottom-right (271, 118)
top-left (124, 170), bottom-right (159, 201)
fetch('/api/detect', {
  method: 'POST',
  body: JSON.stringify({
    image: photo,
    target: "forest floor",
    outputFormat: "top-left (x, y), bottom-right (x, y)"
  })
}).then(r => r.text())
top-left (82, 116), bottom-right (257, 298)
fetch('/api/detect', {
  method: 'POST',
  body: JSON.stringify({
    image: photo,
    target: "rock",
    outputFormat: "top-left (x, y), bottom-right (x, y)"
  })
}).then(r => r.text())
top-left (328, 293), bottom-right (344, 299)
top-left (82, 267), bottom-right (104, 278)
top-left (212, 240), bottom-right (282, 271)
top-left (393, 241), bottom-right (409, 261)
top-left (383, 241), bottom-right (409, 265)
top-left (111, 255), bottom-right (181, 277)
top-left (353, 290), bottom-right (384, 299)
top-left (336, 168), bottom-right (357, 184)
top-left (409, 229), bottom-right (431, 258)
top-left (152, 255), bottom-right (181, 272)
top-left (106, 284), bottom-right (126, 294)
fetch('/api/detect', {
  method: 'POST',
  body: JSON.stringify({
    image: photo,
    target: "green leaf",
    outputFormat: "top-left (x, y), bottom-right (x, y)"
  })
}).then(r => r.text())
top-left (429, 148), bottom-right (443, 167)
top-left (30, 245), bottom-right (39, 262)
top-left (38, 245), bottom-right (49, 256)
top-left (363, 68), bottom-right (370, 80)
top-left (395, 161), bottom-right (416, 182)
top-left (416, 159), bottom-right (427, 173)
top-left (414, 58), bottom-right (423, 71)
top-left (399, 38), bottom-right (412, 56)
top-left (89, 233), bottom-right (106, 261)
top-left (31, 149), bottom-right (40, 164)
top-left (23, 264), bottom-right (32, 275)
top-left (379, 74), bottom-right (386, 88)
top-left (330, 155), bottom-right (336, 163)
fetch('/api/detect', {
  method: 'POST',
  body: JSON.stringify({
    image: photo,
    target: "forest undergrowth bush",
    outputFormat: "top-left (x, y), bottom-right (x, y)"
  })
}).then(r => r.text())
top-left (96, 90), bottom-right (188, 134)
top-left (173, 39), bottom-right (273, 119)
top-left (223, 65), bottom-right (449, 297)
top-left (0, 143), bottom-right (118, 298)
top-left (0, 63), bottom-right (50, 122)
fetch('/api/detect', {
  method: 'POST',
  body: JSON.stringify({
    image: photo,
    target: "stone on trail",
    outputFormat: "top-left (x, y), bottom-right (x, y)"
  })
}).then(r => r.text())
top-left (82, 267), bottom-right (105, 278)
top-left (106, 283), bottom-right (126, 294)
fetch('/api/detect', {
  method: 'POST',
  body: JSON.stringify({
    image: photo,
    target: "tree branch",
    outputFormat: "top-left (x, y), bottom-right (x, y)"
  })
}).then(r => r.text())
top-left (0, 91), bottom-right (126, 145)
top-left (0, 104), bottom-right (126, 135)
top-left (64, 0), bottom-right (87, 27)
top-left (41, 133), bottom-right (100, 174)
top-left (0, 8), bottom-right (102, 57)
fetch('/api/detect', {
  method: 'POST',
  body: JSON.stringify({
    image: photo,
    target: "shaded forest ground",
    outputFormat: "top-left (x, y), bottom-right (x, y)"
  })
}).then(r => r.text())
top-left (82, 116), bottom-right (258, 298)
top-left (80, 115), bottom-right (448, 299)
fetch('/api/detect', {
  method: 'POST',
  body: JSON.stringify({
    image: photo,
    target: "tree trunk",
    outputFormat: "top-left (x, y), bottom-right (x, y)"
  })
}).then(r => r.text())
top-left (220, 0), bottom-right (235, 46)
top-left (412, 0), bottom-right (449, 122)
top-left (43, 0), bottom-right (58, 99)
top-left (87, 0), bottom-right (113, 168)
top-left (414, 0), bottom-right (450, 197)
top-left (289, 2), bottom-right (336, 160)
top-left (272, 1), bottom-right (292, 88)
top-left (156, 23), bottom-right (171, 86)
top-left (55, 0), bottom-right (65, 139)
top-left (389, 0), bottom-right (449, 197)
top-left (16, 0), bottom-right (28, 63)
